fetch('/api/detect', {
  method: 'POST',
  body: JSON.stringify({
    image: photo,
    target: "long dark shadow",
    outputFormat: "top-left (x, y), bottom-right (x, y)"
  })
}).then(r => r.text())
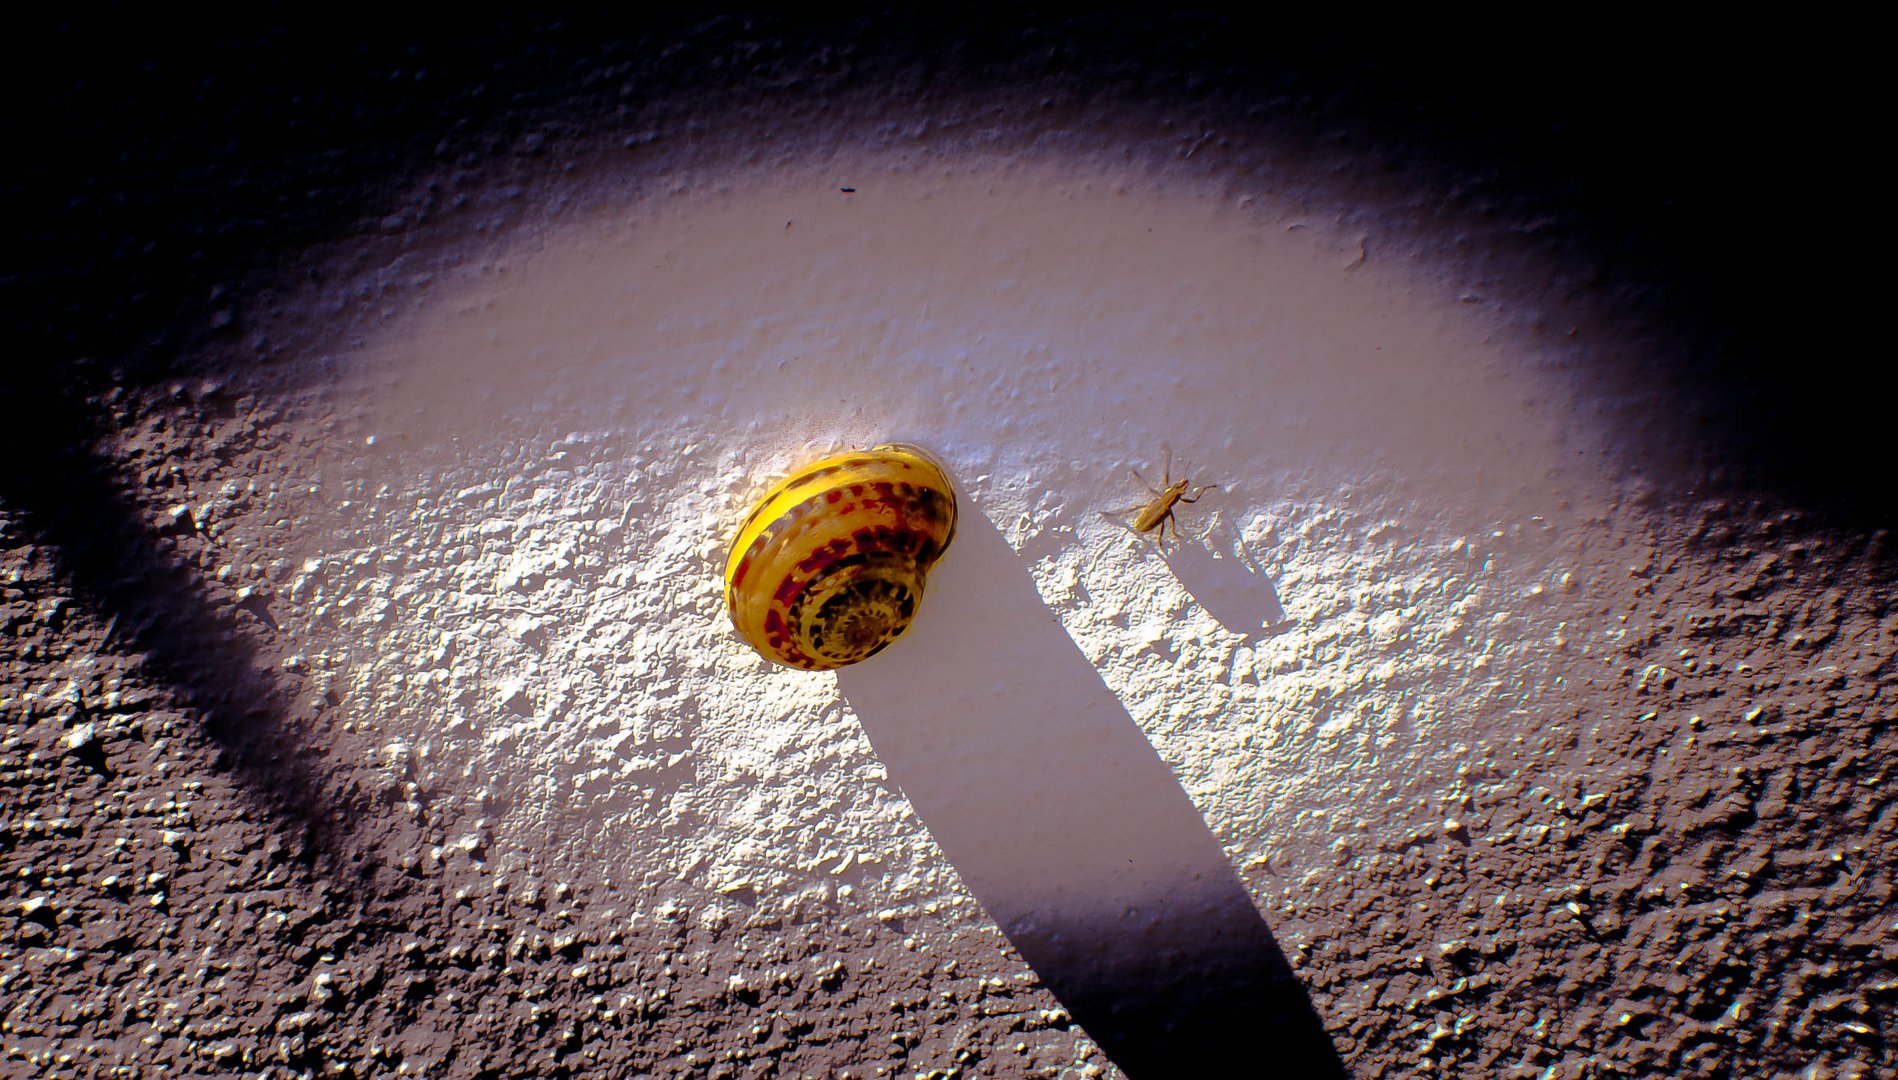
top-left (838, 507), bottom-right (1346, 1077)
top-left (0, 379), bottom-right (375, 885)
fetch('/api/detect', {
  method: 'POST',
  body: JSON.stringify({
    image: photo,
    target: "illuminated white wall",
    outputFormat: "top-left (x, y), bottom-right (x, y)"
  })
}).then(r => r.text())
top-left (251, 120), bottom-right (1655, 1064)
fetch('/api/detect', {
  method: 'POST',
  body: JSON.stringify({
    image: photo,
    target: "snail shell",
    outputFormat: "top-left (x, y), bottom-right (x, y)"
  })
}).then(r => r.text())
top-left (724, 444), bottom-right (958, 671)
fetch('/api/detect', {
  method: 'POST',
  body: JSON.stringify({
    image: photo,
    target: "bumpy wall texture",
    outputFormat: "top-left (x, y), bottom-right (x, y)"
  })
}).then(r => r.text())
top-left (4, 15), bottom-right (1893, 1080)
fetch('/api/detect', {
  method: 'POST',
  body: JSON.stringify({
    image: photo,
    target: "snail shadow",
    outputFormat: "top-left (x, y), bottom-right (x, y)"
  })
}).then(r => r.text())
top-left (836, 510), bottom-right (1345, 1078)
top-left (1162, 524), bottom-right (1295, 640)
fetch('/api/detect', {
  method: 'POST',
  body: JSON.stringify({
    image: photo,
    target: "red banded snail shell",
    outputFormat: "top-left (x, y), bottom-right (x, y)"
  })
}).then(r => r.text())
top-left (724, 444), bottom-right (958, 671)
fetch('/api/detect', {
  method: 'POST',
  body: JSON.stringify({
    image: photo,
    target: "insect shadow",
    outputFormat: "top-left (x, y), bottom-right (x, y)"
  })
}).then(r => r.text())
top-left (1101, 449), bottom-right (1294, 640)
top-left (1161, 519), bottom-right (1296, 640)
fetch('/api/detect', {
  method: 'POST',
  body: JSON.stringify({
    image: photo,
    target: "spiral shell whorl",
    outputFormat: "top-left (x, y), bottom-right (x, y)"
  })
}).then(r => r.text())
top-left (725, 445), bottom-right (957, 670)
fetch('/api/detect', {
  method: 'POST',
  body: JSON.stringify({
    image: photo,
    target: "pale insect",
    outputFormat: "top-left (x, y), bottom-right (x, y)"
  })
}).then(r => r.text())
top-left (1106, 446), bottom-right (1219, 547)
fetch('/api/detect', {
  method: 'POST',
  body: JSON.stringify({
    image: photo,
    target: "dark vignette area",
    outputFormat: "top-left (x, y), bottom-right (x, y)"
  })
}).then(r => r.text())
top-left (6, 11), bottom-right (1880, 522)
top-left (0, 12), bottom-right (1886, 1078)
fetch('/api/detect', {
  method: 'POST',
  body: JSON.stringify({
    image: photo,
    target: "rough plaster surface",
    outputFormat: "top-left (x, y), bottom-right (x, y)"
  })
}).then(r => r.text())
top-left (5, 17), bottom-right (1895, 1080)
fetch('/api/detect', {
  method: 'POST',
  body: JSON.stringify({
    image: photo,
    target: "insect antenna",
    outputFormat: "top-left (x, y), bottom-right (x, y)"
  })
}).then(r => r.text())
top-left (1179, 482), bottom-right (1221, 504)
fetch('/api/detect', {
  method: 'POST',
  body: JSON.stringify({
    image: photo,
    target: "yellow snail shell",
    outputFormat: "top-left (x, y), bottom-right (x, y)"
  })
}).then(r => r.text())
top-left (724, 443), bottom-right (958, 671)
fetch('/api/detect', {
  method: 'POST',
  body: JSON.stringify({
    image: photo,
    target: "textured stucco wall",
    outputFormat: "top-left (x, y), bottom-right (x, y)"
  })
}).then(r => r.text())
top-left (242, 92), bottom-right (1713, 1064)
top-left (6, 15), bottom-right (1893, 1080)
